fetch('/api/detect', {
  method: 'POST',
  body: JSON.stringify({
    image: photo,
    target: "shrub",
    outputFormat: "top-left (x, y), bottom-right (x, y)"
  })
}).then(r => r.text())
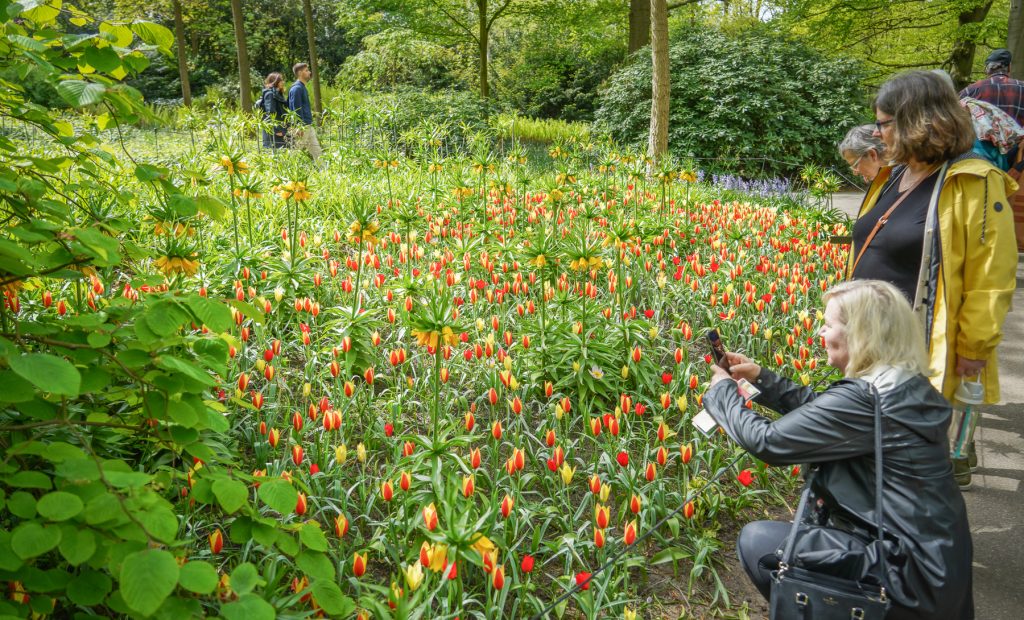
top-left (335, 29), bottom-right (465, 92)
top-left (594, 25), bottom-right (867, 178)
top-left (490, 113), bottom-right (591, 145)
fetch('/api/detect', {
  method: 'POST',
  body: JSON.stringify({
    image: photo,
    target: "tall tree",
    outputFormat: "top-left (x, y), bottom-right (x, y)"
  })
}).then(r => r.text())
top-left (341, 0), bottom-right (520, 99)
top-left (649, 0), bottom-right (669, 162)
top-left (302, 0), bottom-right (323, 117)
top-left (229, 0), bottom-right (252, 110)
top-left (629, 0), bottom-right (650, 53)
top-left (171, 0), bottom-right (192, 106)
top-left (948, 0), bottom-right (995, 88)
top-left (1009, 0), bottom-right (1024, 80)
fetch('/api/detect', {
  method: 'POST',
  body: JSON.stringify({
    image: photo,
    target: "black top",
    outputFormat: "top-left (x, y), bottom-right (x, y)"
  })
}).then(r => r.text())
top-left (851, 166), bottom-right (939, 302)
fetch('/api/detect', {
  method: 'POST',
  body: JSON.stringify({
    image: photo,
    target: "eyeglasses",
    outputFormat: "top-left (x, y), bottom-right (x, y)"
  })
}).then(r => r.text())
top-left (847, 154), bottom-right (864, 172)
top-left (874, 119), bottom-right (895, 132)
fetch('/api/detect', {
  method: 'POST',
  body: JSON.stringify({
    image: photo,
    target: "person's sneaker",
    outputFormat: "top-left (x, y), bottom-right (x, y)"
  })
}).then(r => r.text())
top-left (953, 457), bottom-right (972, 491)
top-left (968, 440), bottom-right (978, 473)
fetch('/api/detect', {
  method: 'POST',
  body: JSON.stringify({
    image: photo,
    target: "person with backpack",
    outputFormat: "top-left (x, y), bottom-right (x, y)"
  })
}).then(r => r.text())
top-left (260, 72), bottom-right (288, 149)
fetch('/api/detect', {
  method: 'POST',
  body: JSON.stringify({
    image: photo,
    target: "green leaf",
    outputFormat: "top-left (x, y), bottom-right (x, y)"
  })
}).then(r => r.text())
top-left (650, 546), bottom-right (691, 565)
top-left (155, 355), bottom-right (216, 387)
top-left (221, 593), bottom-right (275, 620)
top-left (55, 79), bottom-right (106, 107)
top-left (299, 522), bottom-right (328, 552)
top-left (134, 163), bottom-right (169, 181)
top-left (0, 370), bottom-right (36, 403)
top-left (11, 522), bottom-right (62, 559)
top-left (7, 352), bottom-right (80, 397)
top-left (0, 530), bottom-right (24, 571)
top-left (98, 22), bottom-right (133, 47)
top-left (256, 478), bottom-right (297, 515)
top-left (6, 491), bottom-right (37, 518)
top-left (6, 470), bottom-right (52, 489)
top-left (187, 297), bottom-right (232, 333)
top-left (130, 21), bottom-right (174, 50)
top-left (212, 478), bottom-right (248, 514)
top-left (194, 195), bottom-right (228, 220)
top-left (229, 562), bottom-right (260, 596)
top-left (103, 470), bottom-right (153, 488)
top-left (119, 549), bottom-right (179, 617)
top-left (83, 44), bottom-right (121, 73)
top-left (67, 569), bottom-right (112, 606)
top-left (178, 561), bottom-right (218, 595)
top-left (295, 550), bottom-right (335, 581)
top-left (311, 580), bottom-right (355, 616)
top-left (37, 491), bottom-right (84, 521)
top-left (58, 526), bottom-right (96, 566)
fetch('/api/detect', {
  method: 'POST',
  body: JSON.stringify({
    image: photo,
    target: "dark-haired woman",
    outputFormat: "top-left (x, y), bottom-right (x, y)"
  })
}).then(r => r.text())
top-left (849, 70), bottom-right (1017, 488)
top-left (260, 72), bottom-right (288, 149)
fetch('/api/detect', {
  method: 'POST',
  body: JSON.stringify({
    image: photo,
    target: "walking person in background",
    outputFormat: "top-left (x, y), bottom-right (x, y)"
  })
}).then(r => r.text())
top-left (960, 49), bottom-right (1024, 127)
top-left (850, 70), bottom-right (1017, 489)
top-left (288, 62), bottom-right (322, 160)
top-left (839, 124), bottom-right (887, 183)
top-left (260, 72), bottom-right (288, 149)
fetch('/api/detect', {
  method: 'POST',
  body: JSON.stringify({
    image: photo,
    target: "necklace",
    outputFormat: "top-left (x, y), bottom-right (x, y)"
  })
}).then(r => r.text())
top-left (897, 164), bottom-right (937, 193)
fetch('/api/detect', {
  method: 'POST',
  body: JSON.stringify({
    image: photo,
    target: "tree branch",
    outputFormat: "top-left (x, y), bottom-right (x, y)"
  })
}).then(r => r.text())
top-left (426, 0), bottom-right (478, 42)
top-left (667, 0), bottom-right (701, 11)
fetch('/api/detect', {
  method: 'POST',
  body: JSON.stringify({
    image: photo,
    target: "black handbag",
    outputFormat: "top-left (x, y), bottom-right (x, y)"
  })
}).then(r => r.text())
top-left (770, 384), bottom-right (892, 619)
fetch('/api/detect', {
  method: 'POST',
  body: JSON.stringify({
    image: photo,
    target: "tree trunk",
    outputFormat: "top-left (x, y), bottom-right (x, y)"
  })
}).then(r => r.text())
top-left (478, 0), bottom-right (489, 99)
top-left (228, 0), bottom-right (252, 111)
top-left (302, 0), bottom-right (323, 118)
top-left (629, 0), bottom-right (650, 54)
top-left (648, 0), bottom-right (669, 163)
top-left (171, 0), bottom-right (191, 106)
top-left (948, 0), bottom-right (995, 89)
top-left (1009, 0), bottom-right (1024, 80)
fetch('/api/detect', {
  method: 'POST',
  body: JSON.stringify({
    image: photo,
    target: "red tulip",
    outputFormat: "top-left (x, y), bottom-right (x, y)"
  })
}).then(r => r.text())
top-left (683, 501), bottom-right (696, 519)
top-left (291, 444), bottom-right (303, 466)
top-left (295, 492), bottom-right (307, 515)
top-left (381, 480), bottom-right (394, 502)
top-left (630, 494), bottom-right (642, 515)
top-left (680, 443), bottom-right (693, 464)
top-left (470, 447), bottom-right (481, 469)
top-left (644, 462), bottom-right (656, 482)
top-left (492, 565), bottom-right (505, 590)
top-left (208, 528), bottom-right (223, 554)
top-left (399, 471), bottom-right (412, 492)
top-left (491, 420), bottom-right (502, 440)
top-left (616, 451), bottom-right (629, 467)
top-left (334, 514), bottom-right (349, 537)
top-left (623, 520), bottom-right (637, 545)
top-left (500, 493), bottom-right (514, 518)
top-left (520, 554), bottom-right (534, 573)
top-left (737, 469), bottom-right (754, 487)
top-left (422, 503), bottom-right (438, 531)
top-left (575, 572), bottom-right (592, 590)
top-left (465, 411), bottom-right (476, 431)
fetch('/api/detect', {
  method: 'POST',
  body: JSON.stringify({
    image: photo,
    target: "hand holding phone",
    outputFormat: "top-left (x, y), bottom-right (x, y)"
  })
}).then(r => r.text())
top-left (707, 330), bottom-right (731, 371)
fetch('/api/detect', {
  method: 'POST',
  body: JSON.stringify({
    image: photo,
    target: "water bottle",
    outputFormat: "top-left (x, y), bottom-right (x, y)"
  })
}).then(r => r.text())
top-left (949, 377), bottom-right (984, 460)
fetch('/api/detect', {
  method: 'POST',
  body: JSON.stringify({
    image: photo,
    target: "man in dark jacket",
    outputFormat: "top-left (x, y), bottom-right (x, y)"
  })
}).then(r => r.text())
top-left (288, 62), bottom-right (321, 160)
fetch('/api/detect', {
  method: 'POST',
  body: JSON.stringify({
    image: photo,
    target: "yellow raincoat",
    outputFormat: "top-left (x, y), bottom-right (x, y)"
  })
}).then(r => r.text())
top-left (849, 158), bottom-right (1017, 403)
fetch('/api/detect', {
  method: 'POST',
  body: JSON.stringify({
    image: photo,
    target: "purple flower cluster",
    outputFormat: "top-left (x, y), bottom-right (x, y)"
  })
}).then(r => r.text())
top-left (709, 173), bottom-right (793, 196)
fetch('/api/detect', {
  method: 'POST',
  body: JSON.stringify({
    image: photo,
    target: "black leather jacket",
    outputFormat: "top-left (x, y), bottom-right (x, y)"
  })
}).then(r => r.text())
top-left (705, 368), bottom-right (973, 620)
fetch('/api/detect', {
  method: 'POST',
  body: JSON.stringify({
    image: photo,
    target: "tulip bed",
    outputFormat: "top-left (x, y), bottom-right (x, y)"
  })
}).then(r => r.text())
top-left (3, 110), bottom-right (851, 619)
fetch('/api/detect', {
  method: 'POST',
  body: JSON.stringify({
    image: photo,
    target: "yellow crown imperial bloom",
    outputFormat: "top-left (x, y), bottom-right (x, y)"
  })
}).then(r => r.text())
top-left (219, 155), bottom-right (234, 174)
top-left (531, 255), bottom-right (547, 268)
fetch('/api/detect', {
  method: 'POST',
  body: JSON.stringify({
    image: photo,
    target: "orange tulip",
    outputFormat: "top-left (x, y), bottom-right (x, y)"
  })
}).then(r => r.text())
top-left (353, 552), bottom-right (368, 577)
top-left (422, 503), bottom-right (439, 531)
top-left (381, 480), bottom-right (394, 502)
top-left (492, 565), bottom-right (505, 590)
top-left (208, 528), bottom-right (224, 554)
top-left (500, 494), bottom-right (514, 518)
top-left (595, 504), bottom-right (610, 529)
top-left (624, 519), bottom-right (637, 545)
top-left (295, 492), bottom-right (307, 516)
top-left (462, 474), bottom-right (475, 497)
top-left (334, 514), bottom-right (349, 538)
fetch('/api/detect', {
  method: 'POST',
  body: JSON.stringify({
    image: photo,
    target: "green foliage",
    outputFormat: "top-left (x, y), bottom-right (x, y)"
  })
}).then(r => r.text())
top-left (336, 29), bottom-right (465, 91)
top-left (492, 113), bottom-right (591, 145)
top-left (594, 25), bottom-right (867, 178)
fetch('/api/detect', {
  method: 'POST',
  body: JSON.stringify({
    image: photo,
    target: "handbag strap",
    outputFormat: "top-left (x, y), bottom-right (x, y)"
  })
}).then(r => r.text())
top-left (778, 383), bottom-right (888, 585)
top-left (851, 168), bottom-right (934, 275)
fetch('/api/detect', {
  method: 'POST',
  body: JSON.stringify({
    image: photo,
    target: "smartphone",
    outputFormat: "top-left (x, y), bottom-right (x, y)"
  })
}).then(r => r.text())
top-left (707, 330), bottom-right (731, 371)
top-left (692, 409), bottom-right (718, 436)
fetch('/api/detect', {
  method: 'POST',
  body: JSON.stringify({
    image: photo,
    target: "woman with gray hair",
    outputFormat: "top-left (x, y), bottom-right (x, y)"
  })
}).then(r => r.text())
top-left (704, 279), bottom-right (973, 619)
top-left (839, 124), bottom-right (886, 182)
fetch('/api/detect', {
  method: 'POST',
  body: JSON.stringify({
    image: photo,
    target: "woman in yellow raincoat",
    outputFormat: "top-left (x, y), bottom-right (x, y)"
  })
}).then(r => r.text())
top-left (847, 71), bottom-right (1018, 489)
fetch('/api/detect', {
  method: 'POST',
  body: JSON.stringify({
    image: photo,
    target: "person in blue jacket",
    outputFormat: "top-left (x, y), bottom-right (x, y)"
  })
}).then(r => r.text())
top-left (287, 62), bottom-right (321, 159)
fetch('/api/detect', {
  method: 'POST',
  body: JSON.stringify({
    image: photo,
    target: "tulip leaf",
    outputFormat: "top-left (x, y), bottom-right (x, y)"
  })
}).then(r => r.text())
top-left (8, 352), bottom-right (80, 397)
top-left (212, 478), bottom-right (248, 514)
top-left (178, 560), bottom-right (218, 594)
top-left (120, 549), bottom-right (179, 617)
top-left (229, 562), bottom-right (260, 596)
top-left (299, 522), bottom-right (328, 552)
top-left (37, 491), bottom-right (84, 521)
top-left (311, 580), bottom-right (354, 616)
top-left (222, 593), bottom-right (275, 620)
top-left (11, 522), bottom-right (61, 559)
top-left (257, 478), bottom-right (297, 515)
